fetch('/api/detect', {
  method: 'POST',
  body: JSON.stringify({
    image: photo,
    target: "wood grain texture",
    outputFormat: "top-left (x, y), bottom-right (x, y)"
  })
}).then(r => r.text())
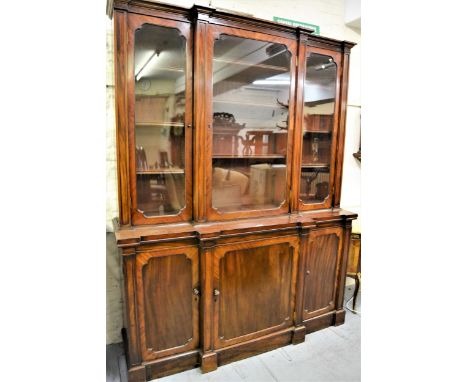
top-left (193, 16), bottom-right (208, 222)
top-left (213, 236), bottom-right (299, 349)
top-left (347, 233), bottom-right (361, 275)
top-left (303, 227), bottom-right (343, 320)
top-left (145, 350), bottom-right (200, 380)
top-left (335, 222), bottom-right (352, 311)
top-left (303, 310), bottom-right (335, 333)
top-left (216, 328), bottom-right (293, 366)
top-left (122, 253), bottom-right (141, 366)
top-left (135, 246), bottom-right (199, 361)
top-left (114, 10), bottom-right (131, 225)
top-left (112, 2), bottom-right (357, 380)
top-left (290, 30), bottom-right (308, 213)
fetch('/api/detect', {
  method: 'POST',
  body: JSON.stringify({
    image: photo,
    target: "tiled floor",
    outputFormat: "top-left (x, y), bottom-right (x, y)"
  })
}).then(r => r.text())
top-left (107, 281), bottom-right (361, 382)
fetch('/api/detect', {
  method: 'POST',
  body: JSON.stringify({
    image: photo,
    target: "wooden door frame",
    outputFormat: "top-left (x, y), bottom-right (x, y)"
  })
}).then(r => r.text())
top-left (119, 12), bottom-right (194, 225)
top-left (201, 23), bottom-right (297, 222)
top-left (291, 41), bottom-right (343, 212)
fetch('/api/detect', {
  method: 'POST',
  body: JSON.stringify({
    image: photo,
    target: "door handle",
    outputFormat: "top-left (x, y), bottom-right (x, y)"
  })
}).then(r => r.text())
top-left (213, 288), bottom-right (220, 301)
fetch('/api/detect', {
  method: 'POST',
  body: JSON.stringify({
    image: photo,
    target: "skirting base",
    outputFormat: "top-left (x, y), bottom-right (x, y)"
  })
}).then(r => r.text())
top-left (123, 310), bottom-right (345, 381)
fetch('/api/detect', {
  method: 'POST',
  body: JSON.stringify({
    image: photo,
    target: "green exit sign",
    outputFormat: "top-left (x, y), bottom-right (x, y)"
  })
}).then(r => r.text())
top-left (273, 16), bottom-right (320, 35)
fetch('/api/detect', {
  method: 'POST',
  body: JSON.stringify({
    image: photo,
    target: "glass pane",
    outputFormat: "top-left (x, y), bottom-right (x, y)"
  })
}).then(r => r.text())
top-left (211, 34), bottom-right (291, 213)
top-left (300, 53), bottom-right (337, 204)
top-left (134, 24), bottom-right (186, 216)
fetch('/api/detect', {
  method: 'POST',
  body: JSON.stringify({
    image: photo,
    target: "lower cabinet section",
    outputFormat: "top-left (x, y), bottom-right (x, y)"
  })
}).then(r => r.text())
top-left (120, 221), bottom-right (353, 381)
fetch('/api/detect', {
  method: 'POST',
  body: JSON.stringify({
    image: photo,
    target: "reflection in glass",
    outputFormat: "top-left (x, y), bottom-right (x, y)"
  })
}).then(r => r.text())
top-left (211, 34), bottom-right (291, 212)
top-left (300, 53), bottom-right (337, 204)
top-left (134, 24), bottom-right (186, 216)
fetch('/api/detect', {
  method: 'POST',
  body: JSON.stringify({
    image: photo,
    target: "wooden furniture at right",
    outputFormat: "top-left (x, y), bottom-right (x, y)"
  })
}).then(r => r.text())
top-left (346, 232), bottom-right (361, 310)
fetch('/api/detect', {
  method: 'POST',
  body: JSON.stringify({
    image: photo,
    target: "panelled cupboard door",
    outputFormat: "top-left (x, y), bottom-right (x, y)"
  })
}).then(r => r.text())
top-left (294, 45), bottom-right (342, 211)
top-left (126, 13), bottom-right (193, 225)
top-left (135, 246), bottom-right (199, 361)
top-left (204, 24), bottom-right (297, 221)
top-left (212, 237), bottom-right (299, 349)
top-left (303, 227), bottom-right (343, 320)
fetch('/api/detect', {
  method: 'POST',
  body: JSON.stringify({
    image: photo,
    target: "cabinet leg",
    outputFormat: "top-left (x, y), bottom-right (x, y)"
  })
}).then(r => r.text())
top-left (292, 325), bottom-right (306, 345)
top-left (352, 274), bottom-right (360, 311)
top-left (201, 351), bottom-right (218, 373)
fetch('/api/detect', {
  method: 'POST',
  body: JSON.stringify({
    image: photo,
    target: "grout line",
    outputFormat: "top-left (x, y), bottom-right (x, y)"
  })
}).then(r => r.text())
top-left (259, 357), bottom-right (280, 382)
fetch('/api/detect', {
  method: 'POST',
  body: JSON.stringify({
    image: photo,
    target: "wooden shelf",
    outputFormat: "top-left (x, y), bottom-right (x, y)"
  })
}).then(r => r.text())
top-left (215, 203), bottom-right (281, 213)
top-left (137, 169), bottom-right (185, 175)
top-left (137, 66), bottom-right (184, 73)
top-left (135, 122), bottom-right (184, 128)
top-left (213, 154), bottom-right (286, 159)
top-left (304, 130), bottom-right (332, 134)
top-left (304, 98), bottom-right (335, 107)
top-left (213, 100), bottom-right (284, 108)
top-left (213, 58), bottom-right (288, 72)
top-left (301, 163), bottom-right (329, 168)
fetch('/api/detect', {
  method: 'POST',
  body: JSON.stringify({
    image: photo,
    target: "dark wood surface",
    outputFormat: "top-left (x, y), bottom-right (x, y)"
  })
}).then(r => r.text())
top-left (108, 280), bottom-right (360, 382)
top-left (112, 1), bottom-right (357, 380)
top-left (136, 247), bottom-right (199, 360)
top-left (214, 238), bottom-right (298, 349)
top-left (303, 228), bottom-right (342, 320)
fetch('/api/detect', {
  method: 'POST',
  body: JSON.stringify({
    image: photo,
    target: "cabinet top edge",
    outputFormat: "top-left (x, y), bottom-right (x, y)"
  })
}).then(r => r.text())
top-left (110, 0), bottom-right (356, 48)
top-left (112, 210), bottom-right (358, 245)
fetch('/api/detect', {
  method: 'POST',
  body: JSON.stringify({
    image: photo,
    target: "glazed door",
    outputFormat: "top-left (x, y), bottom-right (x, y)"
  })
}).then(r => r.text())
top-left (302, 227), bottom-right (343, 320)
top-left (294, 45), bottom-right (342, 211)
top-left (127, 13), bottom-right (193, 225)
top-left (135, 246), bottom-right (199, 361)
top-left (204, 24), bottom-right (297, 221)
top-left (212, 237), bottom-right (299, 349)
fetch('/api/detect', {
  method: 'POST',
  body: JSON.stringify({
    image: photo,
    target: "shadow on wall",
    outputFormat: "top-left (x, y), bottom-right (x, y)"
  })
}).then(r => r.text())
top-left (107, 232), bottom-right (124, 345)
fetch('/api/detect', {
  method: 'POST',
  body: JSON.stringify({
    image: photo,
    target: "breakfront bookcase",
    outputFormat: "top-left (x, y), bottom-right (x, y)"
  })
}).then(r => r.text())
top-left (110, 1), bottom-right (357, 380)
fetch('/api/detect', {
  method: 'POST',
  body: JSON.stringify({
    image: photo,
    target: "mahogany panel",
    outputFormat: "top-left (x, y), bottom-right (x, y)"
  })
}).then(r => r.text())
top-left (213, 237), bottom-right (299, 349)
top-left (303, 227), bottom-right (343, 320)
top-left (135, 246), bottom-right (199, 361)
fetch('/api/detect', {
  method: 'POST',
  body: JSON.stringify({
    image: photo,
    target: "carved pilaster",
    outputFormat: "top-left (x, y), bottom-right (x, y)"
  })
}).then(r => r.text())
top-left (122, 250), bottom-right (141, 366)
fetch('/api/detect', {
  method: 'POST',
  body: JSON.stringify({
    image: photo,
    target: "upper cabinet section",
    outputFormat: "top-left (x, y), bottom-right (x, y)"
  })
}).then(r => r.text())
top-left (205, 25), bottom-right (296, 221)
top-left (113, 2), bottom-right (354, 226)
top-left (126, 14), bottom-right (193, 225)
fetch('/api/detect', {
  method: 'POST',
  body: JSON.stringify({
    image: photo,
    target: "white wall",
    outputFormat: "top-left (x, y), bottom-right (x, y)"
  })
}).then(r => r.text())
top-left (105, 0), bottom-right (361, 344)
top-left (107, 18), bottom-right (118, 232)
top-left (341, 24), bottom-right (361, 232)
